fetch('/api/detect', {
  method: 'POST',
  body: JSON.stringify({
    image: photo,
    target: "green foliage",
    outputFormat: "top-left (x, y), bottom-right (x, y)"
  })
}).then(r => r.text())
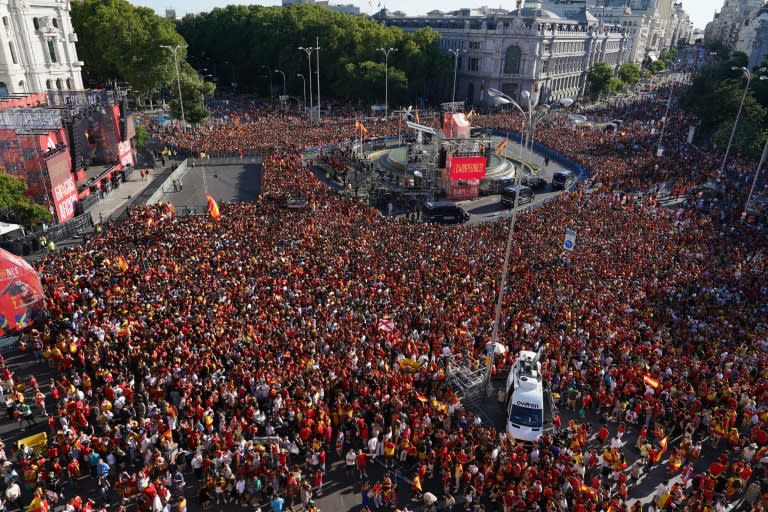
top-left (133, 125), bottom-right (150, 148)
top-left (167, 70), bottom-right (216, 124)
top-left (0, 170), bottom-right (50, 227)
top-left (176, 5), bottom-right (446, 104)
top-left (681, 63), bottom-right (768, 160)
top-left (587, 62), bottom-right (615, 99)
top-left (71, 0), bottom-right (186, 103)
top-left (647, 60), bottom-right (667, 74)
top-left (617, 63), bottom-right (641, 85)
top-left (659, 49), bottom-right (678, 62)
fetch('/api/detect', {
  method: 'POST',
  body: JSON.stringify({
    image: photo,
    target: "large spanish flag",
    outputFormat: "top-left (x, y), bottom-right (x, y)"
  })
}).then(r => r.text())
top-left (206, 193), bottom-right (221, 221)
top-left (116, 255), bottom-right (129, 273)
top-left (495, 138), bottom-right (509, 155)
top-left (355, 120), bottom-right (369, 135)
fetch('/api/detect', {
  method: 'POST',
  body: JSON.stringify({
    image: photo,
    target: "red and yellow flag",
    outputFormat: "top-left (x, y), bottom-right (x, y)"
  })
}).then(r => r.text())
top-left (355, 120), bottom-right (369, 135)
top-left (643, 374), bottom-right (660, 389)
top-left (415, 392), bottom-right (428, 403)
top-left (206, 193), bottom-right (221, 221)
top-left (651, 436), bottom-right (668, 463)
top-left (495, 138), bottom-right (509, 155)
top-left (116, 255), bottom-right (129, 273)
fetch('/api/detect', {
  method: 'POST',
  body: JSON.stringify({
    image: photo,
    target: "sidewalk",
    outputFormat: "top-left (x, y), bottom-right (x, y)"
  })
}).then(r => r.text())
top-left (87, 169), bottom-right (162, 225)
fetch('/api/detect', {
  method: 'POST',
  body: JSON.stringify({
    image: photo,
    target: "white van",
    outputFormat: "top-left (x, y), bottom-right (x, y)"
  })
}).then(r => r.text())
top-left (505, 348), bottom-right (553, 442)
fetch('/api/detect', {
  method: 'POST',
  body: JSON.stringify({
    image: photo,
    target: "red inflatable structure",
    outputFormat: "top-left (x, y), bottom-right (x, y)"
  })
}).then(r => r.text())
top-left (0, 248), bottom-right (45, 336)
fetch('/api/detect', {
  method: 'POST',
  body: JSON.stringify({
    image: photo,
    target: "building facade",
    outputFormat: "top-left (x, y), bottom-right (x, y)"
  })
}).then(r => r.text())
top-left (704, 0), bottom-right (765, 49)
top-left (0, 0), bottom-right (84, 96)
top-left (735, 3), bottom-right (768, 69)
top-left (376, 1), bottom-right (628, 106)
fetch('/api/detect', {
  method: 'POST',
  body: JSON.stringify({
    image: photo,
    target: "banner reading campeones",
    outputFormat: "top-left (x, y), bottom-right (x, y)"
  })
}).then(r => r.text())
top-left (447, 154), bottom-right (486, 181)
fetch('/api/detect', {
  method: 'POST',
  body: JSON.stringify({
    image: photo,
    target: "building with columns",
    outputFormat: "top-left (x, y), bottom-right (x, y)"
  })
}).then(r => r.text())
top-left (0, 0), bottom-right (84, 96)
top-left (374, 0), bottom-right (628, 106)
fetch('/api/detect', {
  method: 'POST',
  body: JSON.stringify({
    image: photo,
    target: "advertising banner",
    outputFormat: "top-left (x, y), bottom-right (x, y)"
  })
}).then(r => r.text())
top-left (0, 248), bottom-right (45, 336)
top-left (447, 154), bottom-right (487, 181)
top-left (46, 151), bottom-right (77, 222)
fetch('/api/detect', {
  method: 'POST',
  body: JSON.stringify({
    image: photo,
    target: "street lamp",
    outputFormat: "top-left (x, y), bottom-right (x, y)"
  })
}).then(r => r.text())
top-left (448, 49), bottom-right (466, 103)
top-left (297, 73), bottom-right (306, 113)
top-left (274, 69), bottom-right (286, 96)
top-left (298, 45), bottom-right (316, 121)
top-left (483, 87), bottom-right (572, 390)
top-left (223, 61), bottom-right (237, 95)
top-left (376, 47), bottom-right (398, 120)
top-left (160, 44), bottom-right (187, 132)
top-left (743, 135), bottom-right (768, 223)
top-left (719, 67), bottom-right (767, 175)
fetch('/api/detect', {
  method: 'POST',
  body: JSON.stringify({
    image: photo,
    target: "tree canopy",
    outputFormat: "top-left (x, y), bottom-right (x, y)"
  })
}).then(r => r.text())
top-left (680, 50), bottom-right (768, 160)
top-left (176, 4), bottom-right (448, 106)
top-left (588, 62), bottom-right (623, 99)
top-left (71, 0), bottom-right (214, 120)
top-left (0, 170), bottom-right (50, 227)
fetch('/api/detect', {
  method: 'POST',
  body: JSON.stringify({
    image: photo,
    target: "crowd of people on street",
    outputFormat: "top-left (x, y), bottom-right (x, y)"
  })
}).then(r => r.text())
top-left (0, 82), bottom-right (766, 512)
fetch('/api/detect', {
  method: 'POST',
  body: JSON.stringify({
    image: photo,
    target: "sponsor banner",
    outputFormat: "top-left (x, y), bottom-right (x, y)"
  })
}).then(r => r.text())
top-left (46, 151), bottom-right (77, 223)
top-left (447, 154), bottom-right (486, 181)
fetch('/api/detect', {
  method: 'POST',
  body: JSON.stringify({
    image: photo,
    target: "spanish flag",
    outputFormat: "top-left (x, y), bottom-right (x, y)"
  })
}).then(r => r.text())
top-left (116, 255), bottom-right (129, 273)
top-left (415, 392), bottom-right (428, 403)
top-left (206, 193), bottom-right (221, 221)
top-left (643, 374), bottom-right (660, 389)
top-left (355, 120), bottom-right (369, 135)
top-left (651, 436), bottom-right (668, 463)
top-left (495, 138), bottom-right (509, 155)
top-left (415, 108), bottom-right (420, 124)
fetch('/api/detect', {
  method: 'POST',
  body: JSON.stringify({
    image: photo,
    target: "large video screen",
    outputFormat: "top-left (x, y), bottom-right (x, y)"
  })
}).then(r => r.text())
top-left (72, 109), bottom-right (119, 166)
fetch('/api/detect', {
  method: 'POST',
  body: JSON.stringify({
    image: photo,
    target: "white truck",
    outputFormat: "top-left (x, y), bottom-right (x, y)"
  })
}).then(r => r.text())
top-left (505, 347), bottom-right (555, 442)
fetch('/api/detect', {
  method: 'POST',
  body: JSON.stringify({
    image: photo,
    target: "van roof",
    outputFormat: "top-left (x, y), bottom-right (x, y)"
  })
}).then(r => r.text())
top-left (510, 381), bottom-right (544, 408)
top-left (503, 185), bottom-right (532, 192)
top-left (425, 201), bottom-right (460, 208)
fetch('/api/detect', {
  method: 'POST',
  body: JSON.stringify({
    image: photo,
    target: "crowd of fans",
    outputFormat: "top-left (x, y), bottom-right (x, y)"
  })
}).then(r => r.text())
top-left (0, 83), bottom-right (766, 512)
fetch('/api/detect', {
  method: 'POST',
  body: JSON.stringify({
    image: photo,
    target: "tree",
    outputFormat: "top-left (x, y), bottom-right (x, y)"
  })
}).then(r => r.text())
top-left (587, 62), bottom-right (616, 99)
top-left (0, 170), bottom-right (50, 227)
top-left (133, 125), bottom-right (150, 148)
top-left (617, 63), bottom-right (642, 85)
top-left (176, 5), bottom-right (446, 105)
top-left (71, 0), bottom-right (209, 111)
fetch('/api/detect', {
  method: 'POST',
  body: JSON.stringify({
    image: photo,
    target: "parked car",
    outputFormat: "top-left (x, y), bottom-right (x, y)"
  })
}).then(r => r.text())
top-left (522, 173), bottom-right (547, 190)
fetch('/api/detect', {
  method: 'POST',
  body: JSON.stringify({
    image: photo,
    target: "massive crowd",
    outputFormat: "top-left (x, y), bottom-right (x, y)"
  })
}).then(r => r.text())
top-left (0, 84), bottom-right (766, 512)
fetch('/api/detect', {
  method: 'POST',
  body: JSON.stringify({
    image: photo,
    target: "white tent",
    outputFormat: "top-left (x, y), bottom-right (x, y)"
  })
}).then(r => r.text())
top-left (0, 222), bottom-right (24, 238)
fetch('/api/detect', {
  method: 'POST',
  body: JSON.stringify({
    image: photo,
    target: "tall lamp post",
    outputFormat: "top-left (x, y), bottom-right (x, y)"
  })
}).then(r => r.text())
top-left (655, 65), bottom-right (677, 157)
top-left (297, 73), bottom-right (307, 113)
top-left (274, 69), bottom-right (286, 96)
top-left (376, 47), bottom-right (398, 120)
top-left (448, 48), bottom-right (466, 103)
top-left (743, 136), bottom-right (768, 223)
top-left (160, 44), bottom-right (187, 132)
top-left (719, 67), bottom-right (767, 175)
top-left (223, 60), bottom-right (237, 95)
top-left (483, 87), bottom-right (572, 389)
top-left (299, 45), bottom-right (317, 121)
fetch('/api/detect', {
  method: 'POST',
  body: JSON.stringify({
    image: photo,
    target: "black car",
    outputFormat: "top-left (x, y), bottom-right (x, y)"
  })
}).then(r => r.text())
top-left (422, 202), bottom-right (470, 224)
top-left (522, 173), bottom-right (547, 190)
top-left (551, 170), bottom-right (576, 190)
top-left (501, 185), bottom-right (535, 207)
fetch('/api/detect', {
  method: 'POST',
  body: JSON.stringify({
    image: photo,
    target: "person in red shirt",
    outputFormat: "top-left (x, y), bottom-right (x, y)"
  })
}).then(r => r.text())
top-left (356, 449), bottom-right (368, 479)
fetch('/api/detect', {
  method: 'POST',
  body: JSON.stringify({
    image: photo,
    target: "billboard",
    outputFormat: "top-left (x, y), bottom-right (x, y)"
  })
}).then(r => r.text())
top-left (70, 109), bottom-right (119, 167)
top-left (447, 154), bottom-right (487, 181)
top-left (47, 151), bottom-right (77, 222)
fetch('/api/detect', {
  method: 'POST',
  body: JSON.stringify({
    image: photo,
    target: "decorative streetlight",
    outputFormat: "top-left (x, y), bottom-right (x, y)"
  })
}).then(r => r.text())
top-left (274, 69), bottom-right (286, 96)
top-left (376, 47), bottom-right (398, 120)
top-left (297, 73), bottom-right (306, 113)
top-left (483, 87), bottom-right (572, 390)
top-left (160, 44), bottom-right (187, 132)
top-left (719, 67), bottom-right (767, 175)
top-left (298, 45), bottom-right (317, 121)
top-left (448, 49), bottom-right (466, 103)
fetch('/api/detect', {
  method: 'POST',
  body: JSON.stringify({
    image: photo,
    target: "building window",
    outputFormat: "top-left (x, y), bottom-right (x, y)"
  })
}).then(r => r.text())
top-left (469, 41), bottom-right (481, 49)
top-left (46, 79), bottom-right (52, 89)
top-left (503, 45), bottom-right (522, 74)
top-left (544, 42), bottom-right (551, 52)
top-left (8, 42), bottom-right (17, 64)
top-left (52, 18), bottom-right (58, 29)
top-left (56, 79), bottom-right (63, 90)
top-left (469, 58), bottom-right (480, 71)
top-left (66, 78), bottom-right (73, 89)
top-left (48, 40), bottom-right (57, 63)
top-left (33, 17), bottom-right (39, 30)
top-left (0, 82), bottom-right (7, 97)
top-left (2, 17), bottom-right (8, 29)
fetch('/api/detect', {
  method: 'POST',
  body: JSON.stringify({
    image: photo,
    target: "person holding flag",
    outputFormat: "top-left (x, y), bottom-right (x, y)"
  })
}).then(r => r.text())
top-left (206, 193), bottom-right (221, 221)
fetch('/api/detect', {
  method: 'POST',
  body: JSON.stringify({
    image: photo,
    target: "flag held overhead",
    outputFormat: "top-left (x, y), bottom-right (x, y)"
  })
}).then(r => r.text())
top-left (206, 193), bottom-right (221, 221)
